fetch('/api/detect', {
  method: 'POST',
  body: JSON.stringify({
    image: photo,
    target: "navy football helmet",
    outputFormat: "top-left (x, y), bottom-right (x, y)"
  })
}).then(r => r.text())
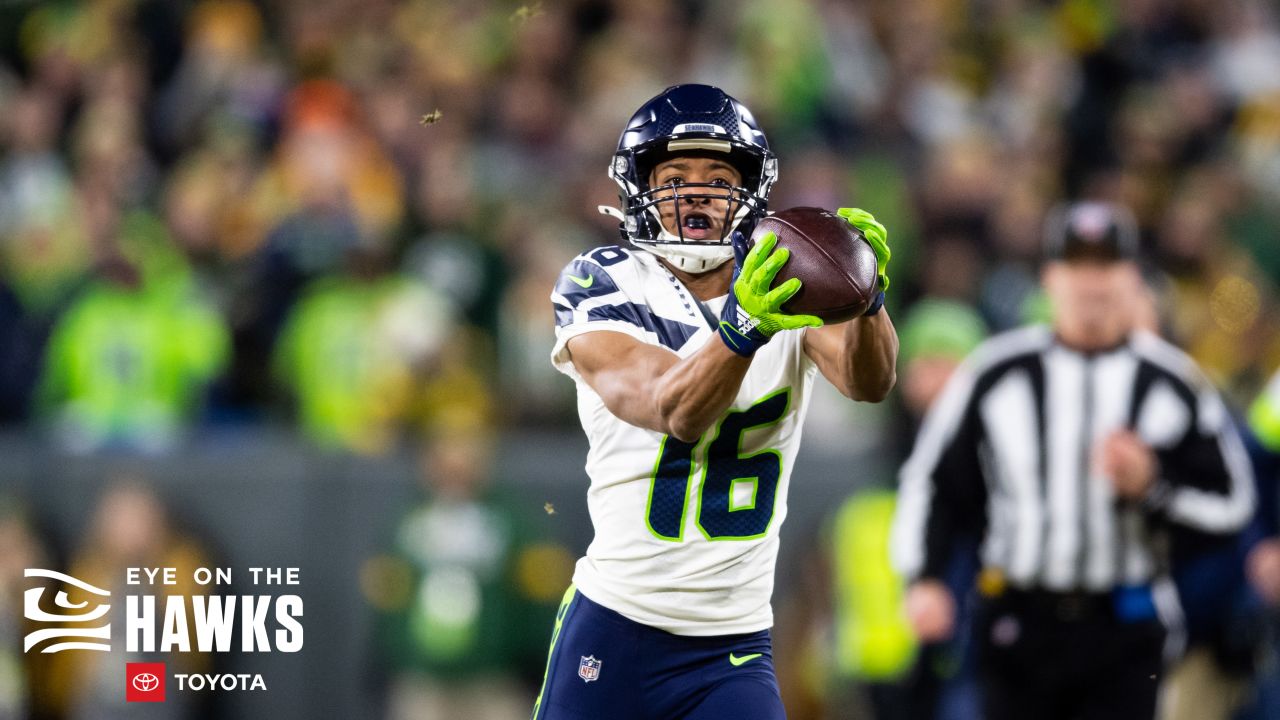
top-left (601, 84), bottom-right (778, 272)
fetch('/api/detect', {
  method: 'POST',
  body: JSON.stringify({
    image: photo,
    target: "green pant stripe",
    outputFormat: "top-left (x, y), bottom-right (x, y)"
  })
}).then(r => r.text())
top-left (530, 584), bottom-right (577, 720)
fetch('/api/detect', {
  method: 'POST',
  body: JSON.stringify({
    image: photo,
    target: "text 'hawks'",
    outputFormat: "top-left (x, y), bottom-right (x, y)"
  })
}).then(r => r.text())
top-left (126, 595), bottom-right (303, 653)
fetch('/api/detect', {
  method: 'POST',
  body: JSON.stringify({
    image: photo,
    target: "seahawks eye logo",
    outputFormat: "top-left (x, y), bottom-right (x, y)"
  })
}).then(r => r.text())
top-left (24, 569), bottom-right (112, 653)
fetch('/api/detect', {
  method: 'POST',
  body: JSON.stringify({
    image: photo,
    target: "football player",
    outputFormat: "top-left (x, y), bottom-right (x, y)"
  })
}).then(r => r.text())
top-left (536, 84), bottom-right (898, 720)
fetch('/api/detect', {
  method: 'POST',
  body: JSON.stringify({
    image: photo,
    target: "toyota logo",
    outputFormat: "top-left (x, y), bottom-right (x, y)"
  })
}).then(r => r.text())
top-left (132, 673), bottom-right (160, 692)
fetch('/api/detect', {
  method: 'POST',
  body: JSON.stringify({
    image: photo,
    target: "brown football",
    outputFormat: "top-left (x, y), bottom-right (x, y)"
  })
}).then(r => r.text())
top-left (751, 207), bottom-right (879, 323)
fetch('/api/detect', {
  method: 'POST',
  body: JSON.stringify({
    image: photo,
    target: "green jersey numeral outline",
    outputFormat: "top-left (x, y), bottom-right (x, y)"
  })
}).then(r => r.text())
top-left (645, 387), bottom-right (791, 543)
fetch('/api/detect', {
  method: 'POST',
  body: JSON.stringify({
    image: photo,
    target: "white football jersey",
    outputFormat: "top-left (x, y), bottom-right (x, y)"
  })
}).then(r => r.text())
top-left (550, 245), bottom-right (819, 636)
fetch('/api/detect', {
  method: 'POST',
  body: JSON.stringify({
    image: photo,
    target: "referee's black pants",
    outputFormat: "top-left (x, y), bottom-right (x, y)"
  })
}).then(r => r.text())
top-left (977, 589), bottom-right (1166, 720)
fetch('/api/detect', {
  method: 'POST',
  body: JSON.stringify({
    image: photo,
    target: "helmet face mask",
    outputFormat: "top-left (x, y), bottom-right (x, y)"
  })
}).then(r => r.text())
top-left (606, 85), bottom-right (777, 273)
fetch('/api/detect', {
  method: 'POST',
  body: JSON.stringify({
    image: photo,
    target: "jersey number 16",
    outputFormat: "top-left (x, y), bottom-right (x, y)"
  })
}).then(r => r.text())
top-left (646, 388), bottom-right (790, 542)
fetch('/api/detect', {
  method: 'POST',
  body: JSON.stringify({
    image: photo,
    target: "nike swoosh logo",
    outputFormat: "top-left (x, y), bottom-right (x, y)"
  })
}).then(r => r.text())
top-left (729, 652), bottom-right (762, 666)
top-left (567, 274), bottom-right (594, 288)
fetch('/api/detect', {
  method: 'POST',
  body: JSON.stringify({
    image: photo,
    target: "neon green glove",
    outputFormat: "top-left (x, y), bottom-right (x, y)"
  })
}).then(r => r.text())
top-left (836, 207), bottom-right (891, 293)
top-left (718, 231), bottom-right (824, 356)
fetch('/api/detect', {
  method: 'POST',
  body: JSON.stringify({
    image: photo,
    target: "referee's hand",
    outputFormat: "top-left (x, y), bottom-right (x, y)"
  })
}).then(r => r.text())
top-left (1248, 539), bottom-right (1280, 606)
top-left (1098, 430), bottom-right (1157, 500)
top-left (905, 579), bottom-right (956, 643)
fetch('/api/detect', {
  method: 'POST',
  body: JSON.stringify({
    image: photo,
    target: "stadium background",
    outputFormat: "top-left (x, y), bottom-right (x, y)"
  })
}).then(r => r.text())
top-left (1, 0), bottom-right (1279, 718)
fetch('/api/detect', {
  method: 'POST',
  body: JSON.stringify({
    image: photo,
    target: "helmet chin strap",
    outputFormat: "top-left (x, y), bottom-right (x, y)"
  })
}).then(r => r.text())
top-left (644, 241), bottom-right (734, 273)
top-left (641, 199), bottom-right (750, 273)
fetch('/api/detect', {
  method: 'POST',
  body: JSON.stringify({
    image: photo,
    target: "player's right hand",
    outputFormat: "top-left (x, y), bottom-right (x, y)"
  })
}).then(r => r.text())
top-left (836, 207), bottom-right (890, 293)
top-left (718, 231), bottom-right (823, 357)
top-left (905, 579), bottom-right (957, 642)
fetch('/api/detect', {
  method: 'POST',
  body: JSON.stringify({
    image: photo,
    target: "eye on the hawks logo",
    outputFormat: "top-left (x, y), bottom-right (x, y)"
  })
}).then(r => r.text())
top-left (23, 569), bottom-right (111, 653)
top-left (127, 662), bottom-right (166, 702)
top-left (578, 655), bottom-right (602, 682)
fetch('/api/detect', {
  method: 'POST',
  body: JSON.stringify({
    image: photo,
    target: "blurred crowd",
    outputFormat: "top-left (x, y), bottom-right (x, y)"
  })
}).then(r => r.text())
top-left (2, 0), bottom-right (1279, 454)
top-left (5, 0), bottom-right (1280, 718)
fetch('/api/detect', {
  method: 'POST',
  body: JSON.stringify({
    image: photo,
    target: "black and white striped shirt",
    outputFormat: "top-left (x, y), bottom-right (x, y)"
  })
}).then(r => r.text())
top-left (891, 326), bottom-right (1255, 592)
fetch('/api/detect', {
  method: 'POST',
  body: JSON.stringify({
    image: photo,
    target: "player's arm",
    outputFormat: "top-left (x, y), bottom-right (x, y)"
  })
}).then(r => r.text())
top-left (804, 312), bottom-right (897, 401)
top-left (566, 331), bottom-right (749, 442)
top-left (803, 208), bottom-right (898, 401)
top-left (561, 232), bottom-right (819, 442)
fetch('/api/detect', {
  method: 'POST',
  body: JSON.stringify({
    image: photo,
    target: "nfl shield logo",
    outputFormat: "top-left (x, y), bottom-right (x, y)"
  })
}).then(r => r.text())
top-left (578, 655), bottom-right (602, 682)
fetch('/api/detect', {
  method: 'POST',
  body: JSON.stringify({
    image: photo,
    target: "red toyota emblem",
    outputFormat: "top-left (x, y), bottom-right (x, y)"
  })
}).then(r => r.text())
top-left (133, 673), bottom-right (158, 691)
top-left (126, 662), bottom-right (165, 702)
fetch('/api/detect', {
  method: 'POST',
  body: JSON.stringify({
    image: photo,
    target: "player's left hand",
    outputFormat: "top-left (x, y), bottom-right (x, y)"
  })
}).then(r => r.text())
top-left (717, 231), bottom-right (823, 357)
top-left (836, 207), bottom-right (890, 293)
top-left (1098, 430), bottom-right (1158, 500)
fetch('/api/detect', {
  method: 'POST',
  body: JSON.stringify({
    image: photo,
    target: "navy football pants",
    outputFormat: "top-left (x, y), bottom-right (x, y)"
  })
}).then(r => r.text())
top-left (531, 585), bottom-right (786, 720)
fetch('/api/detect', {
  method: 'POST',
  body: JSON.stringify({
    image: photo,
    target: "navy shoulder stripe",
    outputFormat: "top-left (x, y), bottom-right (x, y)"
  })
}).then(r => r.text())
top-left (553, 304), bottom-right (574, 328)
top-left (550, 248), bottom-right (699, 350)
top-left (585, 302), bottom-right (700, 351)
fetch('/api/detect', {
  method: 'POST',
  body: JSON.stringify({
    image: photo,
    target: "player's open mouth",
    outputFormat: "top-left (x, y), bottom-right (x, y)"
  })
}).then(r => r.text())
top-left (681, 212), bottom-right (716, 240)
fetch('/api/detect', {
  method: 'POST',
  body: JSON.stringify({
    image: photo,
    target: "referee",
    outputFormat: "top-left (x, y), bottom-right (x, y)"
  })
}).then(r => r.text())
top-left (891, 201), bottom-right (1255, 720)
